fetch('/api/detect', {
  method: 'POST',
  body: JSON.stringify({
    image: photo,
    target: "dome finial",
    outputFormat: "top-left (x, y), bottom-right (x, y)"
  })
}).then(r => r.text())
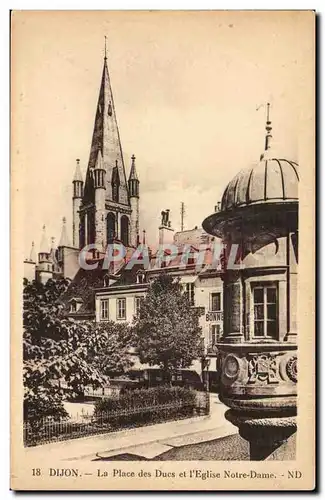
top-left (264, 102), bottom-right (272, 153)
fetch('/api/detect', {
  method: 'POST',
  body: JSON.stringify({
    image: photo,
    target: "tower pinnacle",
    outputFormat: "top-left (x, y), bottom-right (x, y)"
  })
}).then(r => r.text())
top-left (58, 217), bottom-right (71, 247)
top-left (29, 241), bottom-right (36, 263)
top-left (39, 225), bottom-right (49, 254)
top-left (73, 158), bottom-right (83, 183)
top-left (129, 154), bottom-right (139, 182)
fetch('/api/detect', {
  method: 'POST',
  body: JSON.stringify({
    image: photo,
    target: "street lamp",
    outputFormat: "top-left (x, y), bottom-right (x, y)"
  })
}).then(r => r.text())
top-left (201, 354), bottom-right (211, 392)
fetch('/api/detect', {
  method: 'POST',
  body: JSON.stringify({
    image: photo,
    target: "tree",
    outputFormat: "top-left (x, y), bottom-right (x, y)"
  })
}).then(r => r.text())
top-left (85, 320), bottom-right (134, 378)
top-left (133, 273), bottom-right (204, 382)
top-left (23, 278), bottom-right (133, 422)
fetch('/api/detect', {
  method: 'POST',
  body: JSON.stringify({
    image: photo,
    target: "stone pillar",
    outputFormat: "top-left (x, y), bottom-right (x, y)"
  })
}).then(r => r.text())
top-left (93, 166), bottom-right (106, 252)
top-left (159, 225), bottom-right (174, 245)
top-left (130, 195), bottom-right (139, 247)
top-left (218, 341), bottom-right (297, 460)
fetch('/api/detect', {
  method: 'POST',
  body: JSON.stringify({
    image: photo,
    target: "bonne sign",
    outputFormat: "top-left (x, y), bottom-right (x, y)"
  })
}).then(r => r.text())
top-left (206, 311), bottom-right (223, 322)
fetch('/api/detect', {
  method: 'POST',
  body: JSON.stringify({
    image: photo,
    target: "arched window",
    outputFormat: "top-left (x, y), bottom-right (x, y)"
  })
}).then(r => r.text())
top-left (112, 183), bottom-right (119, 203)
top-left (88, 211), bottom-right (95, 245)
top-left (80, 215), bottom-right (85, 248)
top-left (107, 213), bottom-right (116, 243)
top-left (120, 216), bottom-right (129, 247)
top-left (112, 165), bottom-right (120, 203)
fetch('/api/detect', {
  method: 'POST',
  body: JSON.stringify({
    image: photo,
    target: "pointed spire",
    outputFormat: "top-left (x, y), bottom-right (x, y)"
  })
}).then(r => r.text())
top-left (95, 149), bottom-right (104, 170)
top-left (49, 237), bottom-right (57, 263)
top-left (29, 241), bottom-right (36, 263)
top-left (58, 217), bottom-right (71, 247)
top-left (142, 229), bottom-right (146, 245)
top-left (39, 225), bottom-right (49, 253)
top-left (83, 53), bottom-right (129, 205)
top-left (73, 158), bottom-right (83, 182)
top-left (129, 154), bottom-right (139, 181)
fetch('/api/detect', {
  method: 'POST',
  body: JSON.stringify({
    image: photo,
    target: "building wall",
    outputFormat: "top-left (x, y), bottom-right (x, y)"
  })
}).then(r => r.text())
top-left (72, 197), bottom-right (82, 248)
top-left (130, 196), bottom-right (139, 247)
top-left (95, 273), bottom-right (223, 359)
top-left (173, 227), bottom-right (214, 247)
top-left (95, 286), bottom-right (147, 323)
top-left (59, 247), bottom-right (80, 280)
top-left (195, 276), bottom-right (223, 351)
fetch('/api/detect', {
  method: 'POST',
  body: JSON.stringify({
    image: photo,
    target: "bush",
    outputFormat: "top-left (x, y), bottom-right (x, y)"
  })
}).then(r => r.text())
top-left (93, 386), bottom-right (197, 428)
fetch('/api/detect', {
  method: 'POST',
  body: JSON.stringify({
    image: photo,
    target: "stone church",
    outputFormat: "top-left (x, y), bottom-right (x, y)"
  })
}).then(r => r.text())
top-left (24, 52), bottom-right (140, 284)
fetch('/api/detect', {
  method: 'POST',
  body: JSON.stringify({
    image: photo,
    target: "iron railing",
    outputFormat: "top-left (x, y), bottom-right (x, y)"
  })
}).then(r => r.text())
top-left (24, 391), bottom-right (210, 447)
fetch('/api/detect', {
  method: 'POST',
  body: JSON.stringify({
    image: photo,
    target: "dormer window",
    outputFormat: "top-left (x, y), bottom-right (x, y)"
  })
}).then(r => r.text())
top-left (69, 298), bottom-right (83, 314)
top-left (137, 271), bottom-right (145, 284)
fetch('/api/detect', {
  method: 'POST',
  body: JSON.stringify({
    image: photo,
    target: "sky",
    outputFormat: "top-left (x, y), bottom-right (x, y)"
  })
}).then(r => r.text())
top-left (11, 11), bottom-right (313, 257)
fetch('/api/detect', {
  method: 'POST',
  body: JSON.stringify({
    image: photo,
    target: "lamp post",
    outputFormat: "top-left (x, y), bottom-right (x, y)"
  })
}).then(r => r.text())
top-left (201, 354), bottom-right (211, 392)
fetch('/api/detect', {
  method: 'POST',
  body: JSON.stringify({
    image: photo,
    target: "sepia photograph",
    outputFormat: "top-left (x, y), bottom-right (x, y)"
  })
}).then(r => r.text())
top-left (10, 10), bottom-right (315, 490)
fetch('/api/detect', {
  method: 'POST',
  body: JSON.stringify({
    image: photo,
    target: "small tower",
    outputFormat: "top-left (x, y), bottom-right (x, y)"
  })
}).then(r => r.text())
top-left (57, 216), bottom-right (80, 281)
top-left (58, 217), bottom-right (71, 248)
top-left (24, 241), bottom-right (36, 282)
top-left (93, 149), bottom-right (106, 251)
top-left (72, 159), bottom-right (84, 249)
top-left (38, 225), bottom-right (50, 265)
top-left (36, 225), bottom-right (53, 284)
top-left (128, 154), bottom-right (140, 247)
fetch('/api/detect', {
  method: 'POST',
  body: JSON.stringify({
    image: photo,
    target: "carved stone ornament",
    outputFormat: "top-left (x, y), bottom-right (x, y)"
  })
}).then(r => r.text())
top-left (223, 354), bottom-right (240, 381)
top-left (247, 353), bottom-right (278, 384)
top-left (286, 356), bottom-right (297, 383)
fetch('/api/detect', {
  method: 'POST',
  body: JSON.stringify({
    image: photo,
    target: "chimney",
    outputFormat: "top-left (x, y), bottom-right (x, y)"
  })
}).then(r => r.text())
top-left (159, 209), bottom-right (174, 245)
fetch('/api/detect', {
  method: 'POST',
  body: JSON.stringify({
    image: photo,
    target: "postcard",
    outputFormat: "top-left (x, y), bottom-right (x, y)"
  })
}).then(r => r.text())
top-left (11, 10), bottom-right (315, 491)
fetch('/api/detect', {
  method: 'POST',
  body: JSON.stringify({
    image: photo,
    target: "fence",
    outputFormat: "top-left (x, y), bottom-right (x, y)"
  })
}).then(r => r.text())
top-left (23, 391), bottom-right (210, 447)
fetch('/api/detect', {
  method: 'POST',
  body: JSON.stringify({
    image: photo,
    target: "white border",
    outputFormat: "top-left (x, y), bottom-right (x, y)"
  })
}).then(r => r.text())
top-left (3, 2), bottom-right (321, 499)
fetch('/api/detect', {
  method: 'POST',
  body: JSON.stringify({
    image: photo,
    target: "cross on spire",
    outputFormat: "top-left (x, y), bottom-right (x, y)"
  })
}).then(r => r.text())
top-left (104, 36), bottom-right (107, 60)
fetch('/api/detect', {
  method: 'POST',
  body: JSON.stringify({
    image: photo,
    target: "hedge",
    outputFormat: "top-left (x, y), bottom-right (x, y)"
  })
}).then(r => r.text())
top-left (93, 386), bottom-right (198, 428)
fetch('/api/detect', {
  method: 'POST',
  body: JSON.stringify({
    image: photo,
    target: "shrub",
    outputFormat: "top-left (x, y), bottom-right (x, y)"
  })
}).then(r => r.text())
top-left (93, 385), bottom-right (197, 428)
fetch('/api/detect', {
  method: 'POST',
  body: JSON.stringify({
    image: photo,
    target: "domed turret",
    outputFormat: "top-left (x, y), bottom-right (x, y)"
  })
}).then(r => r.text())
top-left (221, 158), bottom-right (298, 212)
top-left (203, 104), bottom-right (299, 245)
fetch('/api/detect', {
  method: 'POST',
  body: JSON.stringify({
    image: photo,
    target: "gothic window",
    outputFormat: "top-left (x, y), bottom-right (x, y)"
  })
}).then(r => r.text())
top-left (252, 284), bottom-right (278, 339)
top-left (80, 215), bottom-right (85, 248)
top-left (121, 215), bottom-right (129, 247)
top-left (88, 211), bottom-right (95, 245)
top-left (112, 166), bottom-right (120, 203)
top-left (107, 213), bottom-right (115, 243)
top-left (112, 183), bottom-right (119, 203)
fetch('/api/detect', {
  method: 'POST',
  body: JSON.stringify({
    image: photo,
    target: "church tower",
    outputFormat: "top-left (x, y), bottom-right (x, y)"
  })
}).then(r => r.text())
top-left (128, 154), bottom-right (140, 247)
top-left (77, 44), bottom-right (139, 251)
